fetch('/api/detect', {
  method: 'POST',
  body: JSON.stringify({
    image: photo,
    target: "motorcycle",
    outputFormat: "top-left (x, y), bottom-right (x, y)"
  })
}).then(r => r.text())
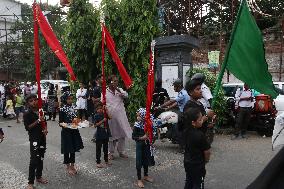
top-left (156, 110), bottom-right (179, 144)
top-left (155, 109), bottom-right (215, 145)
top-left (225, 94), bottom-right (277, 137)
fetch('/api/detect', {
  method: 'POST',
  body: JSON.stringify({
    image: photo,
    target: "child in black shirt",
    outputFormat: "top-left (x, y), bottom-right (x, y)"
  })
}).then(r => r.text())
top-left (184, 80), bottom-right (216, 134)
top-left (183, 107), bottom-right (211, 189)
top-left (92, 102), bottom-right (112, 168)
top-left (23, 94), bottom-right (48, 189)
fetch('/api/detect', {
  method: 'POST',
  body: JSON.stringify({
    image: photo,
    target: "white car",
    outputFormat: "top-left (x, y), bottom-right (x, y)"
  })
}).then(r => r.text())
top-left (273, 82), bottom-right (284, 115)
top-left (223, 82), bottom-right (284, 115)
top-left (40, 80), bottom-right (70, 89)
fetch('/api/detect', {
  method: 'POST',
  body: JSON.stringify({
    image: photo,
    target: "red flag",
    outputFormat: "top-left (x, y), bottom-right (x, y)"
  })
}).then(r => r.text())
top-left (33, 3), bottom-right (47, 131)
top-left (144, 42), bottom-right (155, 143)
top-left (33, 4), bottom-right (76, 81)
top-left (102, 25), bottom-right (132, 89)
top-left (101, 26), bottom-right (106, 105)
top-left (101, 25), bottom-right (108, 128)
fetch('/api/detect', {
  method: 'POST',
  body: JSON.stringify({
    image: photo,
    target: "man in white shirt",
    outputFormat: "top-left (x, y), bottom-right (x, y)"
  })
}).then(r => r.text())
top-left (76, 83), bottom-right (87, 120)
top-left (191, 73), bottom-right (213, 111)
top-left (30, 82), bottom-right (38, 95)
top-left (232, 83), bottom-right (253, 139)
top-left (0, 83), bottom-right (4, 114)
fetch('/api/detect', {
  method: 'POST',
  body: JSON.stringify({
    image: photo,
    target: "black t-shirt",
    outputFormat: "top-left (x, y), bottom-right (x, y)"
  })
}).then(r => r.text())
top-left (93, 86), bottom-right (101, 99)
top-left (48, 89), bottom-right (57, 100)
top-left (23, 109), bottom-right (45, 141)
top-left (93, 113), bottom-right (111, 140)
top-left (183, 128), bottom-right (211, 170)
top-left (183, 100), bottom-right (208, 133)
top-left (152, 87), bottom-right (169, 108)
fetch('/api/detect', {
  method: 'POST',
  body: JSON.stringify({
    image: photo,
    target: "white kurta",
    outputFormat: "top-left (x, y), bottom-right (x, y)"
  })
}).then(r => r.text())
top-left (76, 88), bottom-right (87, 109)
top-left (106, 88), bottom-right (132, 140)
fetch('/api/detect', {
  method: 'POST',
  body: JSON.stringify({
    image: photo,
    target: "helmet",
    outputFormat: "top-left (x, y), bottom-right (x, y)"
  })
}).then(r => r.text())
top-left (173, 79), bottom-right (182, 87)
top-left (191, 73), bottom-right (206, 83)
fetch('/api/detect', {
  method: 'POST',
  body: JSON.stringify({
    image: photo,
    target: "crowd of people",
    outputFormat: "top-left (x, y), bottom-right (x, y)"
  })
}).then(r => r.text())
top-left (1, 73), bottom-right (223, 189)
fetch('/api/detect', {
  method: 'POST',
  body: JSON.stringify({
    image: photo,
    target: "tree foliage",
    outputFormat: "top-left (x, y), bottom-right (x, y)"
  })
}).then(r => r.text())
top-left (7, 3), bottom-right (67, 80)
top-left (65, 0), bottom-right (100, 83)
top-left (65, 0), bottom-right (160, 120)
top-left (158, 0), bottom-right (284, 44)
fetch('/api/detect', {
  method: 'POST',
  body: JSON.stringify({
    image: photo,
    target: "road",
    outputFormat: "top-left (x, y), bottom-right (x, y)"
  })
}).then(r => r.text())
top-left (0, 118), bottom-right (280, 189)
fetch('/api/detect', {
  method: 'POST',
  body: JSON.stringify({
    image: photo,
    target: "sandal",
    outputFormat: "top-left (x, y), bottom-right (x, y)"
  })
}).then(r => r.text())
top-left (36, 177), bottom-right (48, 184)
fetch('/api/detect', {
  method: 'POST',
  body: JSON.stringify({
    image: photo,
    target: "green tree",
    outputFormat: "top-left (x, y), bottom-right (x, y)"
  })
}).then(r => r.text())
top-left (99, 0), bottom-right (160, 121)
top-left (10, 3), bottom-right (67, 80)
top-left (65, 0), bottom-right (100, 82)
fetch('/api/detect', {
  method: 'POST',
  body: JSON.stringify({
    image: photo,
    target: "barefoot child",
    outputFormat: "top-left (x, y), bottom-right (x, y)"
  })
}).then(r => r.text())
top-left (5, 95), bottom-right (16, 119)
top-left (59, 92), bottom-right (84, 175)
top-left (132, 108), bottom-right (156, 188)
top-left (183, 108), bottom-right (211, 189)
top-left (92, 102), bottom-right (112, 168)
top-left (23, 94), bottom-right (48, 189)
top-left (15, 89), bottom-right (25, 123)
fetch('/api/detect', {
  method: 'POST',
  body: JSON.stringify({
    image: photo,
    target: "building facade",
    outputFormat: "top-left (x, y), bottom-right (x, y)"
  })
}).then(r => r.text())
top-left (0, 0), bottom-right (22, 81)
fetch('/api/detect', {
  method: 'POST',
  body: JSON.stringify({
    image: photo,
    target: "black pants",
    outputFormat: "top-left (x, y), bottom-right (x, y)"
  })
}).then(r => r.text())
top-left (96, 139), bottom-right (108, 164)
top-left (48, 112), bottom-right (56, 120)
top-left (137, 166), bottom-right (148, 180)
top-left (235, 107), bottom-right (252, 136)
top-left (28, 138), bottom-right (46, 184)
top-left (64, 153), bottom-right (75, 164)
top-left (184, 171), bottom-right (204, 189)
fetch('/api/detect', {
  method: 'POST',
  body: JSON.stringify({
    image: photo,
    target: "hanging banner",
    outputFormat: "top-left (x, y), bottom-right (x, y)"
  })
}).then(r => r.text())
top-left (144, 40), bottom-right (155, 144)
top-left (208, 51), bottom-right (220, 69)
top-left (33, 2), bottom-right (47, 131)
top-left (34, 3), bottom-right (76, 81)
top-left (102, 24), bottom-right (133, 89)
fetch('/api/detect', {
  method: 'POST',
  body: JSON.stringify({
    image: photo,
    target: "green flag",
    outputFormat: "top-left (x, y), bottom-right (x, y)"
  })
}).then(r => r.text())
top-left (213, 0), bottom-right (278, 107)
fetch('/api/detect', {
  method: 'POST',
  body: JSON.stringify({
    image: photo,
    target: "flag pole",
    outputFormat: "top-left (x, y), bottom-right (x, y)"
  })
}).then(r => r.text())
top-left (212, 0), bottom-right (246, 109)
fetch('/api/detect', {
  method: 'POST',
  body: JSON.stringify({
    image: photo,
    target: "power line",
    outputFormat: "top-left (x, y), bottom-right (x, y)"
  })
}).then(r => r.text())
top-left (0, 3), bottom-right (20, 15)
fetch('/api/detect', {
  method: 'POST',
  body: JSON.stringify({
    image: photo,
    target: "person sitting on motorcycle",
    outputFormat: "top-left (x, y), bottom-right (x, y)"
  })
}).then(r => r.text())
top-left (155, 79), bottom-right (189, 113)
top-left (184, 79), bottom-right (216, 135)
top-left (155, 79), bottom-right (189, 145)
top-left (191, 73), bottom-right (213, 112)
top-left (152, 79), bottom-right (170, 117)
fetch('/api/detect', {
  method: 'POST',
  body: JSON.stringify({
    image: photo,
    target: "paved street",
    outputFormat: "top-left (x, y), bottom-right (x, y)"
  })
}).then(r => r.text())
top-left (0, 118), bottom-right (280, 189)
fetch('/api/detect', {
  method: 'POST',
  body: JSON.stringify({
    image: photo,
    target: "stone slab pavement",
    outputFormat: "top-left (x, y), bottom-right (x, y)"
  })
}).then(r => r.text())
top-left (0, 118), bottom-right (280, 189)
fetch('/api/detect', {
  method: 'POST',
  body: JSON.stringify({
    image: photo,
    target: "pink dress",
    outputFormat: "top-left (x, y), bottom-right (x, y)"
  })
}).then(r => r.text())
top-left (105, 88), bottom-right (132, 141)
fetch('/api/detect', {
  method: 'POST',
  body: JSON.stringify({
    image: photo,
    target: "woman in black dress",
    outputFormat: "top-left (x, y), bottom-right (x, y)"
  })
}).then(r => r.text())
top-left (47, 84), bottom-right (58, 121)
top-left (59, 92), bottom-right (84, 175)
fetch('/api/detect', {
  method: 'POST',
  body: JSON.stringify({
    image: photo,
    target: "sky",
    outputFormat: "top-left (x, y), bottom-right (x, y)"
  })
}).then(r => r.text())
top-left (18, 0), bottom-right (101, 6)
